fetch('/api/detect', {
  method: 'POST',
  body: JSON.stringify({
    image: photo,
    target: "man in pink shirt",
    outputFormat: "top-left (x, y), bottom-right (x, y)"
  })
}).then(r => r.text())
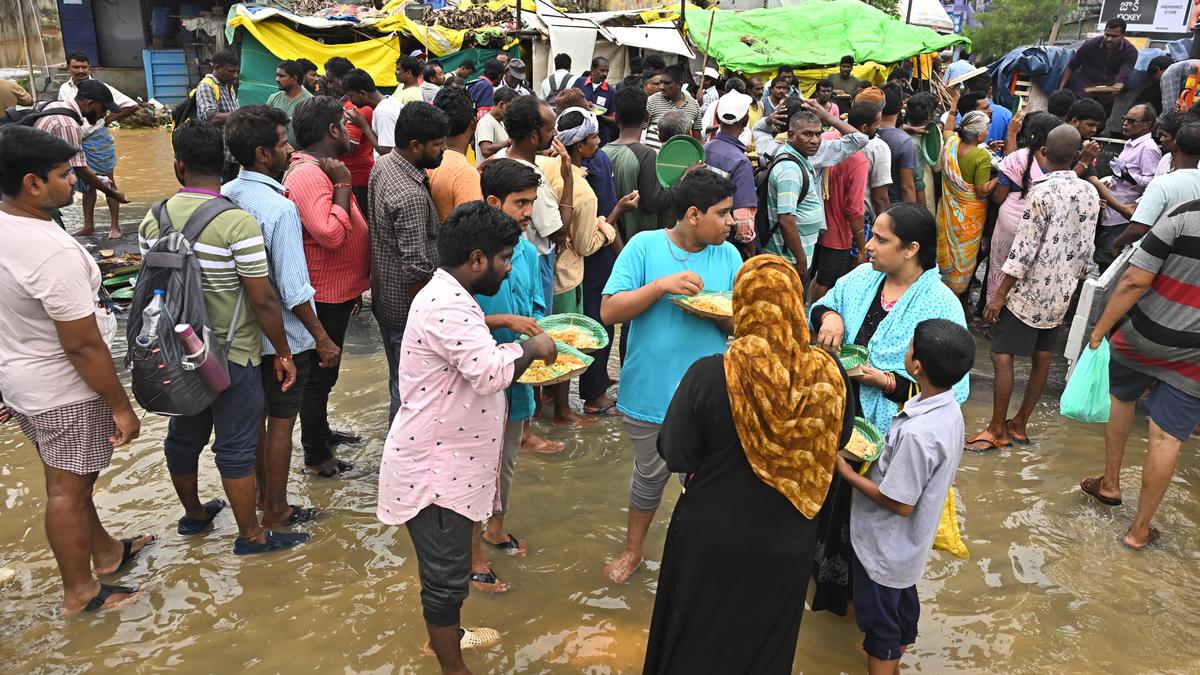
top-left (285, 97), bottom-right (372, 478)
top-left (376, 201), bottom-right (555, 669)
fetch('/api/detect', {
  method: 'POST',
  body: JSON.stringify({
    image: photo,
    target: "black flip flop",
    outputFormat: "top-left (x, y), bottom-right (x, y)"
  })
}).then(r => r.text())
top-left (83, 583), bottom-right (140, 612)
top-left (177, 499), bottom-right (227, 535)
top-left (103, 534), bottom-right (155, 575)
top-left (1080, 477), bottom-right (1122, 506)
top-left (470, 569), bottom-right (502, 585)
top-left (303, 459), bottom-right (354, 478)
top-left (329, 430), bottom-right (362, 446)
top-left (233, 530), bottom-right (310, 555)
top-left (283, 505), bottom-right (320, 525)
top-left (488, 533), bottom-right (524, 555)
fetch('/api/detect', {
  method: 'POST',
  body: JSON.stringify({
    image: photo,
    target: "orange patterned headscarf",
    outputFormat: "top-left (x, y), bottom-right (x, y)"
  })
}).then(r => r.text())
top-left (724, 255), bottom-right (848, 518)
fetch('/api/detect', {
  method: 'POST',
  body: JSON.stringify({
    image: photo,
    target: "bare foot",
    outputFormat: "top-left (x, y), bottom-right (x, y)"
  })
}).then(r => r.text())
top-left (1122, 525), bottom-right (1161, 551)
top-left (71, 226), bottom-right (96, 237)
top-left (553, 408), bottom-right (593, 426)
top-left (520, 431), bottom-right (565, 454)
top-left (603, 549), bottom-right (643, 584)
top-left (63, 584), bottom-right (144, 613)
top-left (482, 530), bottom-right (528, 557)
top-left (106, 225), bottom-right (123, 240)
top-left (470, 564), bottom-right (509, 593)
top-left (93, 533), bottom-right (155, 576)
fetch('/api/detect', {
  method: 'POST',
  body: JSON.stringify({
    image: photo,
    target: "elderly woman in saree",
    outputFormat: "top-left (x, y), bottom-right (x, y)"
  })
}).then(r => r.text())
top-left (805, 202), bottom-right (970, 616)
top-left (937, 97), bottom-right (998, 299)
top-left (642, 255), bottom-right (855, 675)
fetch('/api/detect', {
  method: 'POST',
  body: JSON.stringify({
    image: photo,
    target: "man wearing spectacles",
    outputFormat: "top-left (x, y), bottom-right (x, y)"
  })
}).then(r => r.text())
top-left (1096, 103), bottom-right (1162, 272)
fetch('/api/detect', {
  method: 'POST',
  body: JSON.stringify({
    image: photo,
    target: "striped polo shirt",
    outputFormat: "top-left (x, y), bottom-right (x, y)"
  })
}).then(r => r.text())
top-left (645, 91), bottom-right (703, 131)
top-left (138, 191), bottom-right (269, 367)
top-left (1111, 199), bottom-right (1200, 398)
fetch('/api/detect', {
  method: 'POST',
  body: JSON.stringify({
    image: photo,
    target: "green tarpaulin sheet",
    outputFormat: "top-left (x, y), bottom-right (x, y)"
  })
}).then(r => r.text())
top-left (686, 0), bottom-right (969, 71)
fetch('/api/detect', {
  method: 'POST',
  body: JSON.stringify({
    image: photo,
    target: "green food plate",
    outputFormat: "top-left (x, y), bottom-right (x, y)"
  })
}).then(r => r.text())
top-left (838, 344), bottom-right (869, 371)
top-left (537, 313), bottom-right (609, 353)
top-left (655, 134), bottom-right (705, 188)
top-left (841, 416), bottom-right (884, 463)
top-left (668, 291), bottom-right (733, 320)
top-left (920, 121), bottom-right (942, 167)
top-left (516, 341), bottom-right (594, 386)
top-left (110, 287), bottom-right (136, 300)
top-left (102, 272), bottom-right (137, 288)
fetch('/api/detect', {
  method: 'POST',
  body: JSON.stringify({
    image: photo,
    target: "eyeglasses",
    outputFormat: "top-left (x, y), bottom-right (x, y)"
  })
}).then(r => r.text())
top-left (1122, 116), bottom-right (1148, 124)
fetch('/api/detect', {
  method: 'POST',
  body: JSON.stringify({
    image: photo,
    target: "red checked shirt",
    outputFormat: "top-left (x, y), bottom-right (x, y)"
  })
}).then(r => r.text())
top-left (283, 152), bottom-right (371, 304)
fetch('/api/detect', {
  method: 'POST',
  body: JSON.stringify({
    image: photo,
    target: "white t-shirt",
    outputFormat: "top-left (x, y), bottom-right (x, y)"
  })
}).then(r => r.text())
top-left (372, 95), bottom-right (403, 156)
top-left (474, 113), bottom-right (509, 160)
top-left (494, 149), bottom-right (562, 255)
top-left (861, 136), bottom-right (893, 210)
top-left (0, 212), bottom-right (114, 415)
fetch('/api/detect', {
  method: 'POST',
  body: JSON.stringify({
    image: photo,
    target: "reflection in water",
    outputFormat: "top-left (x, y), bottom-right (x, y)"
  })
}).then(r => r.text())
top-left (2, 130), bottom-right (1199, 672)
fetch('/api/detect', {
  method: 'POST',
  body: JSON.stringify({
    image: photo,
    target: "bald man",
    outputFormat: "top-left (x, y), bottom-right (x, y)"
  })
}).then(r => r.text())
top-left (969, 125), bottom-right (1100, 451)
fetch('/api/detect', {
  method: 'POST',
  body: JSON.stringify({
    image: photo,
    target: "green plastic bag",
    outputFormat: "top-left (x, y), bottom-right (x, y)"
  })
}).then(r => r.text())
top-left (1060, 339), bottom-right (1111, 423)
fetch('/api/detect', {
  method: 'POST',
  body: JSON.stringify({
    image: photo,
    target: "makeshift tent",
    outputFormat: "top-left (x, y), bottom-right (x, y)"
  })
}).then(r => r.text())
top-left (685, 0), bottom-right (969, 72)
top-left (232, 15), bottom-right (403, 88)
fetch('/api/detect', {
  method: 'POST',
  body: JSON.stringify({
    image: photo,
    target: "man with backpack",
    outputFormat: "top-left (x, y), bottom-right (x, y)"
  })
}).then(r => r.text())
top-left (30, 79), bottom-right (129, 211)
top-left (189, 50), bottom-right (241, 182)
top-left (0, 125), bottom-right (147, 613)
top-left (222, 106), bottom-right (342, 529)
top-left (137, 122), bottom-right (307, 555)
top-left (752, 99), bottom-right (868, 277)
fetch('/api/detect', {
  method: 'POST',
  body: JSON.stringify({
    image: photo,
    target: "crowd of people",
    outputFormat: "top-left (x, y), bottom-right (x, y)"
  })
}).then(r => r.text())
top-left (1, 24), bottom-right (1198, 673)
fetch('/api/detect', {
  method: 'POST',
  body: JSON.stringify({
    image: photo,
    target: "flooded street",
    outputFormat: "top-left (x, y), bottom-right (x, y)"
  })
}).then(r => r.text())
top-left (2, 129), bottom-right (1198, 673)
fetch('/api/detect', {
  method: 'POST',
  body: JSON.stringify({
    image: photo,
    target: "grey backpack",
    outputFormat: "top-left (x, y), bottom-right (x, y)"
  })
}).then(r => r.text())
top-left (126, 197), bottom-right (244, 416)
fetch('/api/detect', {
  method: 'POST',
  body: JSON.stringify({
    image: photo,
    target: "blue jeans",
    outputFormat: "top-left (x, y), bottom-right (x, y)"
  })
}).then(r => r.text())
top-left (379, 320), bottom-right (405, 423)
top-left (164, 362), bottom-right (263, 479)
top-left (538, 250), bottom-right (556, 315)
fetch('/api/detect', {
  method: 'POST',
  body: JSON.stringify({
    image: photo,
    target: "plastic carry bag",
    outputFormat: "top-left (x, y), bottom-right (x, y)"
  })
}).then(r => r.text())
top-left (1060, 339), bottom-right (1111, 423)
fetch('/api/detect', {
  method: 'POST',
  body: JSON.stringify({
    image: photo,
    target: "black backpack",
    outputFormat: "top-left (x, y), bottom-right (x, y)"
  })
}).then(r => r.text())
top-left (1, 101), bottom-right (83, 127)
top-left (126, 197), bottom-right (245, 416)
top-left (754, 152), bottom-right (810, 250)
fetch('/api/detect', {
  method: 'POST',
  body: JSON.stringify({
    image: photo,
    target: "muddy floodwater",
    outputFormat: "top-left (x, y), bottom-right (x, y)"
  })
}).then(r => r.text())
top-left (1, 129), bottom-right (1198, 673)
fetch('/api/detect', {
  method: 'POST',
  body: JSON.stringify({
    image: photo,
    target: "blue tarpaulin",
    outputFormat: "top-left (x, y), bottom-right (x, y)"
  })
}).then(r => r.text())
top-left (988, 46), bottom-right (1073, 110)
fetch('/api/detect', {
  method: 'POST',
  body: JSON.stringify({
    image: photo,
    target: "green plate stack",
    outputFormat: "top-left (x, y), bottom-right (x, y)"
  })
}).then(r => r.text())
top-left (655, 135), bottom-right (705, 187)
top-left (838, 344), bottom-right (869, 372)
top-left (516, 342), bottom-right (594, 386)
top-left (537, 313), bottom-right (609, 353)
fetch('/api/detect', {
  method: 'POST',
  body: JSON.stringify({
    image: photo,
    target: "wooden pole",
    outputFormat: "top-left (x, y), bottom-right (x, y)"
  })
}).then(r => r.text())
top-left (14, 0), bottom-right (38, 99)
top-left (696, 10), bottom-right (717, 104)
top-left (1048, 0), bottom-right (1070, 44)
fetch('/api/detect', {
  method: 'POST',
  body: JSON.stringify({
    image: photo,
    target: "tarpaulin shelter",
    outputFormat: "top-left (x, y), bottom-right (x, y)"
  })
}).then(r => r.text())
top-left (685, 0), bottom-right (969, 73)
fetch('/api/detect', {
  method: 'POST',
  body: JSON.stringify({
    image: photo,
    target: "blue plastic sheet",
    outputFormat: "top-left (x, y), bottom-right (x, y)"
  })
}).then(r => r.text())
top-left (988, 46), bottom-right (1075, 110)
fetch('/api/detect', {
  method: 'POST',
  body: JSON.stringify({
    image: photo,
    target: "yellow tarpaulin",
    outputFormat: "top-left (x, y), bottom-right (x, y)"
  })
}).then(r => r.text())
top-left (229, 15), bottom-right (403, 86)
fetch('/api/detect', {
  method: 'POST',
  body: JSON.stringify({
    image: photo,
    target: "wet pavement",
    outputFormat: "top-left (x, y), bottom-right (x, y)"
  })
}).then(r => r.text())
top-left (0, 129), bottom-right (1197, 673)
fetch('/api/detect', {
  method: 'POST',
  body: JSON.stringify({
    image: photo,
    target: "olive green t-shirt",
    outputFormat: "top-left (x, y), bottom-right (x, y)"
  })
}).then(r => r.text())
top-left (266, 88), bottom-right (312, 148)
top-left (138, 193), bottom-right (268, 367)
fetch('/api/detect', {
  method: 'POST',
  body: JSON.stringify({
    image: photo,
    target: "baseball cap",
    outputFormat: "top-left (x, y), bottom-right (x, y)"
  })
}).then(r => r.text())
top-left (75, 79), bottom-right (121, 113)
top-left (697, 66), bottom-right (719, 81)
top-left (508, 58), bottom-right (527, 79)
top-left (409, 49), bottom-right (426, 58)
top-left (716, 90), bottom-right (752, 124)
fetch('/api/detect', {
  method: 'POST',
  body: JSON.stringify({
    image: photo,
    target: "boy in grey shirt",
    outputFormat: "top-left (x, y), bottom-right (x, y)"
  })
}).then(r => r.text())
top-left (835, 318), bottom-right (975, 671)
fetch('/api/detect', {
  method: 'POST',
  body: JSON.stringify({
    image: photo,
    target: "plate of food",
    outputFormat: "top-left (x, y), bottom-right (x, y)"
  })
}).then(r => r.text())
top-left (838, 344), bottom-right (869, 376)
top-left (840, 416), bottom-right (883, 462)
top-left (670, 291), bottom-right (733, 320)
top-left (517, 343), bottom-right (594, 386)
top-left (537, 313), bottom-right (608, 353)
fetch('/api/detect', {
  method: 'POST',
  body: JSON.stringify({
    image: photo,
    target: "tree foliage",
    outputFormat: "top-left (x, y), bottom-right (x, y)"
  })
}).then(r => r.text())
top-left (964, 0), bottom-right (1066, 63)
top-left (863, 0), bottom-right (900, 18)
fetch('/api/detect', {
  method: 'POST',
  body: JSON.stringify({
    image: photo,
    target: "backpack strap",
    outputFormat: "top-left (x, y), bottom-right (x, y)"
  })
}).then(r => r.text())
top-left (175, 197), bottom-right (247, 355)
top-left (151, 198), bottom-right (173, 235)
top-left (762, 154), bottom-right (810, 240)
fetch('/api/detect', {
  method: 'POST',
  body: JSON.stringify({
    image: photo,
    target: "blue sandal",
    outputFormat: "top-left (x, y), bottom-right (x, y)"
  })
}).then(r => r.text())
top-left (177, 499), bottom-right (226, 535)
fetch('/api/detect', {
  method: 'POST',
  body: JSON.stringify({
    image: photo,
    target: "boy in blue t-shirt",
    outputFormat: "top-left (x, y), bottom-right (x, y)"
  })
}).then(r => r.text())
top-left (469, 159), bottom-right (562, 592)
top-left (835, 319), bottom-right (975, 672)
top-left (599, 170), bottom-right (744, 583)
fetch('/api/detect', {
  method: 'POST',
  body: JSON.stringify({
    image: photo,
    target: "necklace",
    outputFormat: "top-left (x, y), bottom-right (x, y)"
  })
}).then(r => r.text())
top-left (665, 230), bottom-right (692, 263)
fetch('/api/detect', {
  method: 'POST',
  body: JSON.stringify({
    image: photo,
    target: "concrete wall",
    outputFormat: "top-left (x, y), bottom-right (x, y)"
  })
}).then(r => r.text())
top-left (0, 0), bottom-right (65, 75)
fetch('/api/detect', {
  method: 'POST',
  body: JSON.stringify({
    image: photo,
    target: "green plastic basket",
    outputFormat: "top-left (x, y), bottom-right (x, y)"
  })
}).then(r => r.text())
top-left (516, 341), bottom-right (594, 386)
top-left (920, 122), bottom-right (942, 167)
top-left (537, 313), bottom-right (609, 353)
top-left (655, 135), bottom-right (705, 188)
top-left (851, 416), bottom-right (884, 462)
top-left (839, 344), bottom-right (869, 371)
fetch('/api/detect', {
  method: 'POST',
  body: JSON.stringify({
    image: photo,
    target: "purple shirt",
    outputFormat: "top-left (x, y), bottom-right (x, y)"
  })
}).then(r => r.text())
top-left (376, 269), bottom-right (523, 525)
top-left (1102, 131), bottom-right (1162, 227)
top-left (1067, 36), bottom-right (1137, 101)
top-left (703, 131), bottom-right (757, 210)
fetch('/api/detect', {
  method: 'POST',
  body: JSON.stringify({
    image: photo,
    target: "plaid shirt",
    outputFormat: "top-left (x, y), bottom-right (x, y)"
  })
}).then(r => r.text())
top-left (367, 151), bottom-right (440, 329)
top-left (194, 75), bottom-right (239, 164)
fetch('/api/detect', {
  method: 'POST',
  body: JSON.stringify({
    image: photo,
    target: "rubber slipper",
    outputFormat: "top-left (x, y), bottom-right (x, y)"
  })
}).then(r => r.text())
top-left (177, 499), bottom-right (226, 535)
top-left (83, 583), bottom-right (141, 612)
top-left (103, 534), bottom-right (156, 575)
top-left (329, 429), bottom-right (362, 446)
top-left (233, 530), bottom-right (310, 555)
top-left (965, 430), bottom-right (1010, 452)
top-left (469, 567), bottom-right (509, 593)
top-left (1080, 476), bottom-right (1122, 506)
top-left (423, 627), bottom-right (501, 655)
top-left (1005, 419), bottom-right (1030, 445)
top-left (488, 532), bottom-right (525, 555)
top-left (284, 505), bottom-right (320, 525)
top-left (303, 459), bottom-right (354, 478)
top-left (1122, 525), bottom-right (1160, 551)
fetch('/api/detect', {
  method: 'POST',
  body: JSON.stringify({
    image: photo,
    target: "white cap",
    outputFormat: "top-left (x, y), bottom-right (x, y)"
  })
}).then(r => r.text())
top-left (715, 90), bottom-right (752, 124)
top-left (698, 66), bottom-right (720, 81)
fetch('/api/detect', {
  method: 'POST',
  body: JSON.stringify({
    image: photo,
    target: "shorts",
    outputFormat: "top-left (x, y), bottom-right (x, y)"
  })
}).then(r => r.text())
top-left (991, 307), bottom-right (1058, 356)
top-left (811, 244), bottom-right (855, 288)
top-left (851, 554), bottom-right (919, 661)
top-left (553, 285), bottom-right (584, 315)
top-left (14, 397), bottom-right (116, 475)
top-left (262, 350), bottom-right (313, 419)
top-left (1109, 359), bottom-right (1200, 441)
